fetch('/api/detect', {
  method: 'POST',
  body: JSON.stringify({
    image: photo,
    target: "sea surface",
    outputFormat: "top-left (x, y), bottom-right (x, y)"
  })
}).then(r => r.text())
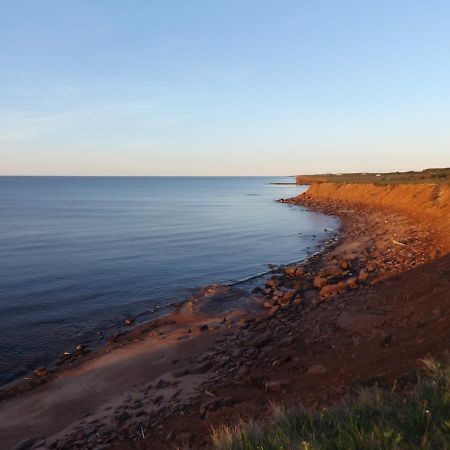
top-left (0, 177), bottom-right (337, 385)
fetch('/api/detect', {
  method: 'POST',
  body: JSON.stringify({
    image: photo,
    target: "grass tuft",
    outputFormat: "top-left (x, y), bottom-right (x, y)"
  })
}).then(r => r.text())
top-left (212, 359), bottom-right (450, 450)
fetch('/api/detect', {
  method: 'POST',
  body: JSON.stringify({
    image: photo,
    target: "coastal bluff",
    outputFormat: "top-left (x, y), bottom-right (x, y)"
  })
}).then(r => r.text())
top-left (295, 180), bottom-right (450, 251)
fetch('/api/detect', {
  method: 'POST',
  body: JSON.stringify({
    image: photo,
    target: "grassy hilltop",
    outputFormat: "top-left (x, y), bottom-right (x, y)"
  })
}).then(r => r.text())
top-left (296, 168), bottom-right (450, 185)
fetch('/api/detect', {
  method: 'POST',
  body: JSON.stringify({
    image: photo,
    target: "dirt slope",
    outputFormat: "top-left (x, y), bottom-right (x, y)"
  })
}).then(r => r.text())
top-left (301, 182), bottom-right (450, 250)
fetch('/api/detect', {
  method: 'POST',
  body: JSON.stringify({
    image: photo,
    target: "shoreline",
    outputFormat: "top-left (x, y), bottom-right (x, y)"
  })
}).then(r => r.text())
top-left (1, 184), bottom-right (449, 449)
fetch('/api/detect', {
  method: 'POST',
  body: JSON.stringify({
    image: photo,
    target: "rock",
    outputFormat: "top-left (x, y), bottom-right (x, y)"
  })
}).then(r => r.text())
top-left (264, 379), bottom-right (289, 392)
top-left (306, 364), bottom-right (327, 375)
top-left (76, 344), bottom-right (88, 355)
top-left (339, 259), bottom-right (351, 270)
top-left (293, 296), bottom-right (303, 305)
top-left (320, 283), bottom-right (345, 299)
top-left (282, 290), bottom-right (298, 301)
top-left (358, 270), bottom-right (369, 281)
top-left (33, 367), bottom-right (48, 377)
top-left (265, 279), bottom-right (280, 289)
top-left (268, 305), bottom-right (280, 316)
top-left (264, 300), bottom-right (274, 308)
top-left (284, 266), bottom-right (298, 276)
top-left (295, 267), bottom-right (305, 276)
top-left (313, 276), bottom-right (328, 289)
top-left (9, 439), bottom-right (35, 450)
top-left (199, 324), bottom-right (209, 332)
top-left (346, 277), bottom-right (358, 289)
top-left (319, 266), bottom-right (343, 278)
top-left (124, 318), bottom-right (134, 326)
top-left (278, 297), bottom-right (291, 307)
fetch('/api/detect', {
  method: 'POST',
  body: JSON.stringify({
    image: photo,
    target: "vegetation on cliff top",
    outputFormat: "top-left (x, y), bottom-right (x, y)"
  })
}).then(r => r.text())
top-left (296, 168), bottom-right (450, 185)
top-left (212, 359), bottom-right (450, 450)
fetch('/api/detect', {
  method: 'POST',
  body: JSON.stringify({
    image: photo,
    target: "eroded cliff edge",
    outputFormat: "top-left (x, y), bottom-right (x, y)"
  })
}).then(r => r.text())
top-left (295, 182), bottom-right (450, 252)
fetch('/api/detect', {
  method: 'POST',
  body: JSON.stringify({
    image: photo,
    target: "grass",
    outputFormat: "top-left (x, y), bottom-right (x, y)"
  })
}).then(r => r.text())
top-left (212, 359), bottom-right (450, 450)
top-left (295, 168), bottom-right (450, 185)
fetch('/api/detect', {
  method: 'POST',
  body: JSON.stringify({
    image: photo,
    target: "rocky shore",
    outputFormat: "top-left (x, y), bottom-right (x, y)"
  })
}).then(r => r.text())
top-left (1, 184), bottom-right (449, 450)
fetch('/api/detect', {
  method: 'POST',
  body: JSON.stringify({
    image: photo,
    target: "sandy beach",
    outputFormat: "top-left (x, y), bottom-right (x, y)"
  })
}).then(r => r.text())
top-left (1, 181), bottom-right (449, 450)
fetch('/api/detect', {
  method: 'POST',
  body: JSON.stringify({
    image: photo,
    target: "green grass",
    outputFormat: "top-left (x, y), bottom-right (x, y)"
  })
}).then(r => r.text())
top-left (295, 168), bottom-right (450, 185)
top-left (212, 359), bottom-right (450, 450)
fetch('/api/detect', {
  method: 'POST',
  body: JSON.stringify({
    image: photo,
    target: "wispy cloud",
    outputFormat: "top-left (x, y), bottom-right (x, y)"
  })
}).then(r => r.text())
top-left (0, 105), bottom-right (195, 142)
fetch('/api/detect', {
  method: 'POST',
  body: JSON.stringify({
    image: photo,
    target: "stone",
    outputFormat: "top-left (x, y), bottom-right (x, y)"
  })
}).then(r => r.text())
top-left (199, 324), bottom-right (209, 332)
top-left (293, 296), bottom-right (303, 305)
top-left (268, 305), bottom-right (280, 316)
top-left (319, 283), bottom-right (345, 299)
top-left (306, 364), bottom-right (327, 375)
top-left (284, 266), bottom-right (298, 276)
top-left (265, 279), bottom-right (280, 289)
top-left (295, 267), bottom-right (305, 276)
top-left (264, 300), bottom-right (274, 308)
top-left (283, 290), bottom-right (298, 301)
top-left (313, 276), bottom-right (328, 289)
top-left (33, 367), bottom-right (48, 377)
top-left (124, 318), bottom-right (134, 326)
top-left (264, 379), bottom-right (289, 392)
top-left (358, 270), bottom-right (369, 281)
top-left (346, 277), bottom-right (358, 289)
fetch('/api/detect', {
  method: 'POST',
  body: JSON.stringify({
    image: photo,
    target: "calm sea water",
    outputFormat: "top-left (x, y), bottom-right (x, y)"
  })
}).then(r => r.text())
top-left (0, 177), bottom-right (337, 385)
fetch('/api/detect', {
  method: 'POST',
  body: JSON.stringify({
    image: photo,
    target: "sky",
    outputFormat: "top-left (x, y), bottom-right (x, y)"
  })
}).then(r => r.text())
top-left (1, 0), bottom-right (449, 176)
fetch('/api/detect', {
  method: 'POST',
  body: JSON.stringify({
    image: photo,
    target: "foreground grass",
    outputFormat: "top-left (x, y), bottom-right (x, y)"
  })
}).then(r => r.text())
top-left (212, 359), bottom-right (450, 450)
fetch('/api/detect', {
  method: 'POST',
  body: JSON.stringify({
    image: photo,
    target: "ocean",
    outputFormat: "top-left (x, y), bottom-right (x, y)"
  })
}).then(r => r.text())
top-left (0, 176), bottom-right (337, 385)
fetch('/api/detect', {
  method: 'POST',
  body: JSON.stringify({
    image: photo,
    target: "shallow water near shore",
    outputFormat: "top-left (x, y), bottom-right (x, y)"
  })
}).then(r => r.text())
top-left (0, 176), bottom-right (337, 385)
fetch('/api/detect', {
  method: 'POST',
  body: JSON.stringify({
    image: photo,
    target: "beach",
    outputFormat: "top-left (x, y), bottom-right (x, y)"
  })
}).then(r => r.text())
top-left (1, 181), bottom-right (449, 450)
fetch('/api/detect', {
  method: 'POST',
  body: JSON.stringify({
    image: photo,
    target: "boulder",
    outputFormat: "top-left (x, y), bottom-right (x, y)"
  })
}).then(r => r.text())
top-left (268, 305), bottom-right (280, 316)
top-left (313, 276), bottom-right (328, 289)
top-left (284, 266), bottom-right (298, 276)
top-left (33, 367), bottom-right (48, 378)
top-left (265, 279), bottom-right (280, 289)
top-left (306, 364), bottom-right (327, 375)
top-left (358, 270), bottom-right (369, 281)
top-left (346, 277), bottom-right (358, 289)
top-left (320, 283), bottom-right (345, 299)
top-left (264, 379), bottom-right (289, 392)
top-left (282, 290), bottom-right (298, 301)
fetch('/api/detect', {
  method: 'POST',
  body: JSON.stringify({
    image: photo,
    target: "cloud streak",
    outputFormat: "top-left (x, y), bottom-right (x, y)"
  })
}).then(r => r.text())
top-left (0, 105), bottom-right (194, 142)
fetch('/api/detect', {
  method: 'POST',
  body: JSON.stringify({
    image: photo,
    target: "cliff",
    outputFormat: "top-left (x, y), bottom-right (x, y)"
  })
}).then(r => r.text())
top-left (298, 182), bottom-right (450, 251)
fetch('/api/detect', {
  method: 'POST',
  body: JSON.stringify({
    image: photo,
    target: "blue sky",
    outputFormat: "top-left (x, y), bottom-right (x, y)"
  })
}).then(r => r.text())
top-left (1, 0), bottom-right (449, 175)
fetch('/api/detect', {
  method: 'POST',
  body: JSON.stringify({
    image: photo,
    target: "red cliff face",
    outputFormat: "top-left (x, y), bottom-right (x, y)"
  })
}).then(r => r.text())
top-left (299, 182), bottom-right (450, 251)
